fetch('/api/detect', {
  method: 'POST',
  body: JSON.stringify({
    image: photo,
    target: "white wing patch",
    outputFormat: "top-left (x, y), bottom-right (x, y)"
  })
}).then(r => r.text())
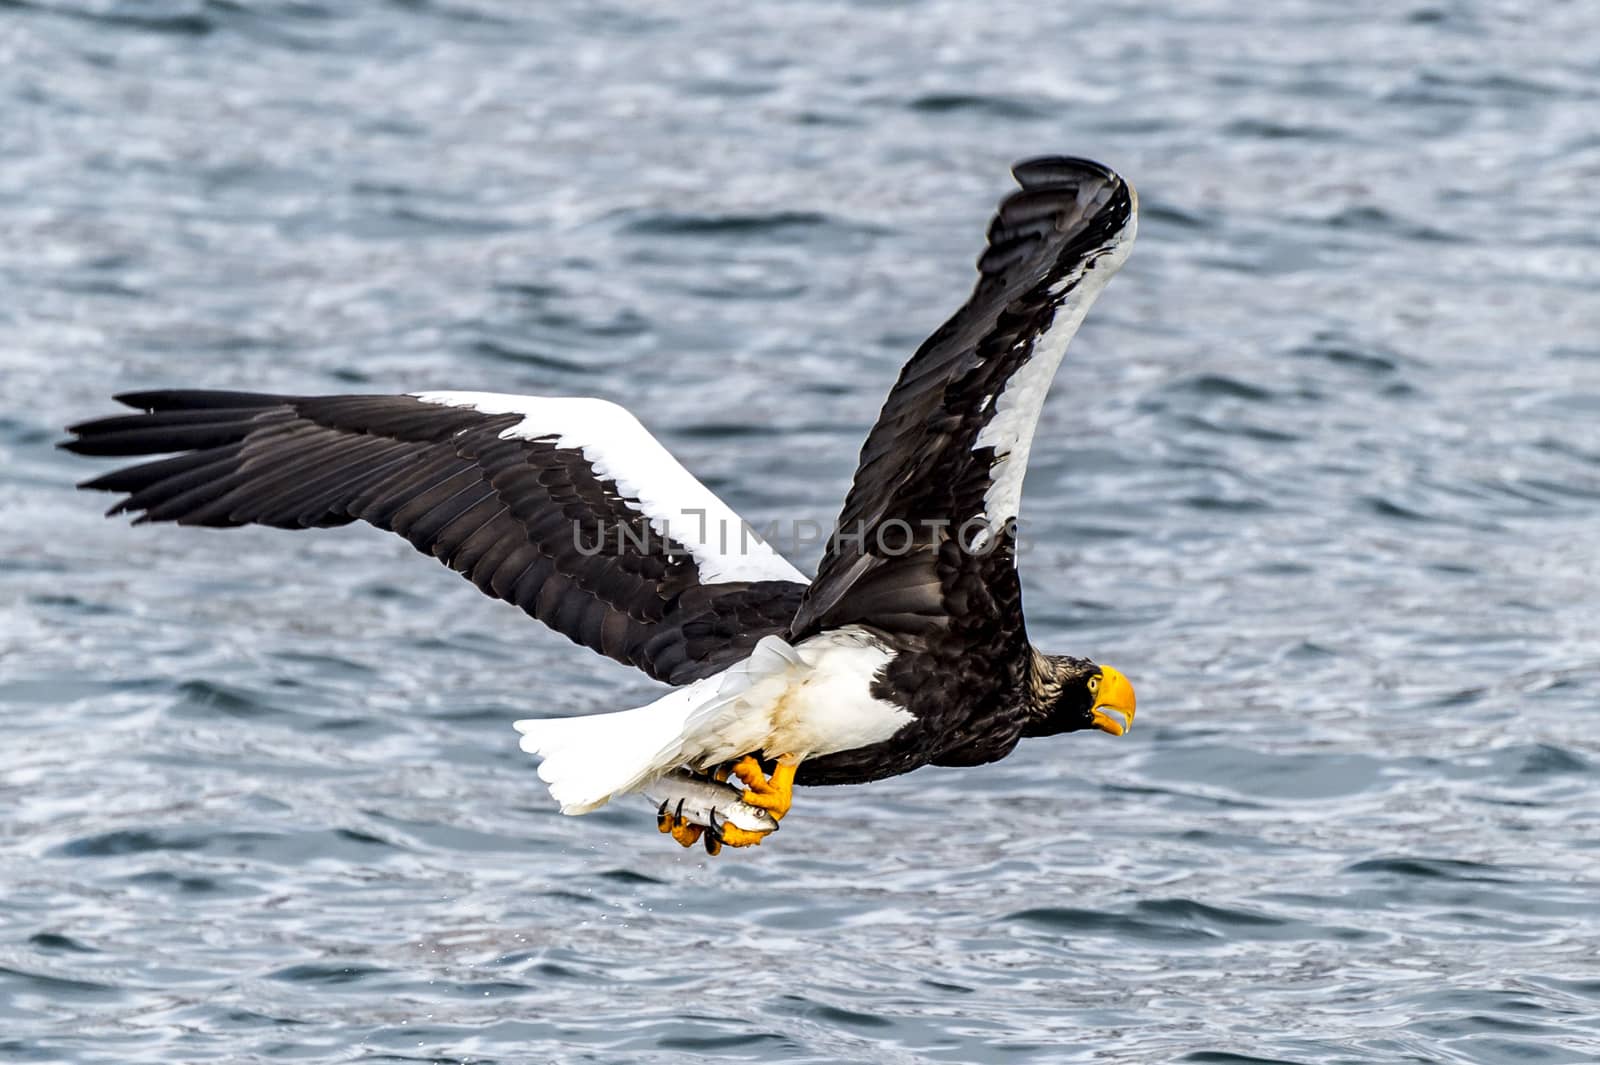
top-left (412, 391), bottom-right (806, 585)
top-left (970, 210), bottom-right (1137, 541)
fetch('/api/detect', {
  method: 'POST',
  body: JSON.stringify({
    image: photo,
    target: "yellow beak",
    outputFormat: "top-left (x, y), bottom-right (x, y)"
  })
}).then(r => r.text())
top-left (1090, 665), bottom-right (1137, 736)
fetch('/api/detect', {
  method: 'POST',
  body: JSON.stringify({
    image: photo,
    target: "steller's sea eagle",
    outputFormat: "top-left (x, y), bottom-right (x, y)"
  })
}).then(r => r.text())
top-left (63, 157), bottom-right (1139, 855)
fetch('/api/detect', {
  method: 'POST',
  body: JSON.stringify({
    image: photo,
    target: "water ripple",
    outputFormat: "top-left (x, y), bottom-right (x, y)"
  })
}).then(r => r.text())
top-left (6, 1), bottom-right (1600, 1063)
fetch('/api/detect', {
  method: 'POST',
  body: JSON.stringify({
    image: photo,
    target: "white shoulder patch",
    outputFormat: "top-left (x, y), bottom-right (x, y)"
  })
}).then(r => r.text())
top-left (412, 391), bottom-right (807, 585)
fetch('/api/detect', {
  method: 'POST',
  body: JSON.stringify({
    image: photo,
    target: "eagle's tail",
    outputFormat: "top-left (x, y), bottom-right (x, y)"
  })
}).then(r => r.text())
top-left (513, 679), bottom-right (720, 814)
top-left (513, 636), bottom-right (803, 814)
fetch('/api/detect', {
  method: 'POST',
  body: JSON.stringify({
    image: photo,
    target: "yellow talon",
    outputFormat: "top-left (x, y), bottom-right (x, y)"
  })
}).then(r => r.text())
top-left (656, 764), bottom-right (793, 856)
top-left (657, 800), bottom-right (705, 849)
top-left (712, 822), bottom-right (767, 848)
top-left (669, 819), bottom-right (703, 848)
top-left (730, 755), bottom-right (797, 820)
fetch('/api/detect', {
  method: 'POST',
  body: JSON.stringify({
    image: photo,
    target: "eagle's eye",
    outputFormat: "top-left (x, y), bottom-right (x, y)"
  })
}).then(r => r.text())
top-left (1087, 675), bottom-right (1100, 694)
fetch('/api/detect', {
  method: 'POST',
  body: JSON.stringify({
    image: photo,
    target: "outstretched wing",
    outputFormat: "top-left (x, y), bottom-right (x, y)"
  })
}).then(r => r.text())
top-left (64, 390), bottom-right (807, 684)
top-left (789, 157), bottom-right (1136, 646)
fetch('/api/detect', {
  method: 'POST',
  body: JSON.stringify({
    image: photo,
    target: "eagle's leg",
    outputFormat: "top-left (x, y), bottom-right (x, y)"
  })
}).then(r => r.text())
top-left (656, 763), bottom-right (785, 855)
top-left (656, 797), bottom-right (765, 853)
top-left (731, 754), bottom-right (798, 821)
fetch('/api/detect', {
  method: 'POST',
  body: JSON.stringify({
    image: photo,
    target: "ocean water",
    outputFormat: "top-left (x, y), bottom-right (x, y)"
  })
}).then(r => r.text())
top-left (4, 1), bottom-right (1600, 1062)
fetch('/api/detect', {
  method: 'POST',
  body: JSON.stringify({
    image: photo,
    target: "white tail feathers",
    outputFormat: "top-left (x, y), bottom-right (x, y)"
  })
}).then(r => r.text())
top-left (514, 680), bottom-right (713, 814)
top-left (512, 635), bottom-right (804, 815)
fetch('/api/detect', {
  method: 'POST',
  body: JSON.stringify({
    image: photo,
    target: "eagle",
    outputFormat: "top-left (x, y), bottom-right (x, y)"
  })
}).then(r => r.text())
top-left (63, 156), bottom-right (1139, 855)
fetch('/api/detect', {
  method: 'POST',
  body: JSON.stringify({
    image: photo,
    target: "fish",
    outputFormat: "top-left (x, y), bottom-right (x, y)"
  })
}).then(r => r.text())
top-left (641, 770), bottom-right (780, 836)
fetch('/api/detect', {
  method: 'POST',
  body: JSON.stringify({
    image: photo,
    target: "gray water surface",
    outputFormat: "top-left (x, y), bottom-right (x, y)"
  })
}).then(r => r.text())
top-left (4, 2), bottom-right (1600, 1063)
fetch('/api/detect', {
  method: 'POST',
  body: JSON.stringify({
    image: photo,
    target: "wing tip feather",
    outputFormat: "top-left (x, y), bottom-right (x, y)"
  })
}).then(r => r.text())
top-left (1011, 155), bottom-right (1119, 191)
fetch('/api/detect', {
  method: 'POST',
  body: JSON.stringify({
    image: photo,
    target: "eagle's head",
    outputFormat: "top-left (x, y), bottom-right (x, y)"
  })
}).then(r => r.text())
top-left (1023, 652), bottom-right (1137, 738)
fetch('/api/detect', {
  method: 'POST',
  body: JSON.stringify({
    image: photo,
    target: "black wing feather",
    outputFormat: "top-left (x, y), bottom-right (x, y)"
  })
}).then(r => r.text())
top-left (64, 392), bottom-right (805, 684)
top-left (789, 157), bottom-right (1135, 644)
top-left (786, 157), bottom-right (1136, 780)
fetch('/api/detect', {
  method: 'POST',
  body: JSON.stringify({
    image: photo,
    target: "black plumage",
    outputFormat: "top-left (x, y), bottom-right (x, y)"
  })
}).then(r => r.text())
top-left (65, 389), bottom-right (804, 686)
top-left (789, 157), bottom-right (1136, 783)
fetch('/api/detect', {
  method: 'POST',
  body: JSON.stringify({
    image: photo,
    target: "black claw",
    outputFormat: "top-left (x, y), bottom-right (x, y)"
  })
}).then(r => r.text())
top-left (704, 808), bottom-right (723, 855)
top-left (673, 798), bottom-right (685, 825)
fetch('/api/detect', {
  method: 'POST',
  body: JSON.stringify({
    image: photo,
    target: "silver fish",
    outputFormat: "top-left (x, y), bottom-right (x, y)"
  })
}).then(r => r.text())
top-left (641, 771), bottom-right (779, 836)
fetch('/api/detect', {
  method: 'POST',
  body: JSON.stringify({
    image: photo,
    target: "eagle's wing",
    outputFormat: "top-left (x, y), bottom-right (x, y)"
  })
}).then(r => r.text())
top-left (789, 157), bottom-right (1136, 646)
top-left (65, 390), bottom-right (807, 684)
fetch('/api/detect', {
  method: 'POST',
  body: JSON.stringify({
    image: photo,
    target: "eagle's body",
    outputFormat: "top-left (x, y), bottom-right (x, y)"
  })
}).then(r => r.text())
top-left (65, 156), bottom-right (1139, 853)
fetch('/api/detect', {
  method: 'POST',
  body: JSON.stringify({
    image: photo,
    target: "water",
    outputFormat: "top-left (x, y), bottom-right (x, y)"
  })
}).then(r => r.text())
top-left (4, 2), bottom-right (1600, 1062)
